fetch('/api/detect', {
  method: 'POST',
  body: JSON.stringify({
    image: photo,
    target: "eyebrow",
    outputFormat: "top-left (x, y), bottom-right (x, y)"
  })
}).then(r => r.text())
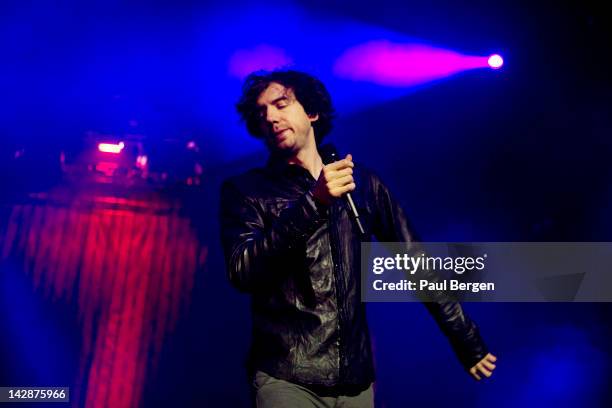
top-left (258, 95), bottom-right (289, 108)
top-left (271, 95), bottom-right (289, 104)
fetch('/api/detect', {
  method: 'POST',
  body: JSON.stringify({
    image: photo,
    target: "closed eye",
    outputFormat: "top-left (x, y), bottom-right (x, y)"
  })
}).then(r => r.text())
top-left (275, 99), bottom-right (289, 109)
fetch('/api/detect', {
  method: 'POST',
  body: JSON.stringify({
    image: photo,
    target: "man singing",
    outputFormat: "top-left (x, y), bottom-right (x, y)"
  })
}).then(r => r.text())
top-left (220, 70), bottom-right (497, 407)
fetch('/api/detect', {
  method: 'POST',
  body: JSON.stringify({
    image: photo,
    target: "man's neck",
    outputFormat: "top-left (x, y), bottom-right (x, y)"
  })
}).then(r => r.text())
top-left (286, 144), bottom-right (323, 180)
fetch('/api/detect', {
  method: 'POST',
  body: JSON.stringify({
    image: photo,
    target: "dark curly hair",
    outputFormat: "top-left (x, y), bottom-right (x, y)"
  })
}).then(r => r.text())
top-left (236, 70), bottom-right (335, 145)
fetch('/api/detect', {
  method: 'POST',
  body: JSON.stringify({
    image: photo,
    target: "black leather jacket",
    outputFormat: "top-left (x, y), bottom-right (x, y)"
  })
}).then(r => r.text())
top-left (220, 155), bottom-right (488, 393)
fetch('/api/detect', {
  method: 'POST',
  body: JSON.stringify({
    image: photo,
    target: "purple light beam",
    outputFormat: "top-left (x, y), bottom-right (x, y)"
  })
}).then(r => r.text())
top-left (334, 41), bottom-right (496, 87)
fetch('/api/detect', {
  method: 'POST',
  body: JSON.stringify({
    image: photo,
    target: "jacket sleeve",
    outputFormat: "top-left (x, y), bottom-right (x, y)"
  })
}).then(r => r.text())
top-left (219, 179), bottom-right (327, 293)
top-left (369, 173), bottom-right (489, 370)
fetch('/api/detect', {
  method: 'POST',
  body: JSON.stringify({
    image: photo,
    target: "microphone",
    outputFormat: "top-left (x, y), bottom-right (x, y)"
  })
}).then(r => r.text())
top-left (319, 144), bottom-right (366, 235)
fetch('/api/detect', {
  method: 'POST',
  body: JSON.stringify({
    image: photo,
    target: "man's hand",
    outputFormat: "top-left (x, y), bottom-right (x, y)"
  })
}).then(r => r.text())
top-left (469, 353), bottom-right (497, 380)
top-left (312, 154), bottom-right (355, 206)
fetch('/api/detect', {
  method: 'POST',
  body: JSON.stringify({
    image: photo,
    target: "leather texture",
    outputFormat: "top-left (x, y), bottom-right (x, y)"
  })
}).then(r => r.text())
top-left (220, 156), bottom-right (488, 392)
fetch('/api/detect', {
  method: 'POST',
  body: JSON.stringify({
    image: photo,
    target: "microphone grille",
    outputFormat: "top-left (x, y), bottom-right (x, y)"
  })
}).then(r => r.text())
top-left (319, 144), bottom-right (339, 165)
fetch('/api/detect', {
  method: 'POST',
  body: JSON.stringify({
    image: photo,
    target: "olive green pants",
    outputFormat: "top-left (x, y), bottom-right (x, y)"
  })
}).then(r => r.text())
top-left (253, 371), bottom-right (374, 408)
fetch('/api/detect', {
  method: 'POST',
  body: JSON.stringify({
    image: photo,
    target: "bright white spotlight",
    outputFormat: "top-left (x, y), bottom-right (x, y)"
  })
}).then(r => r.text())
top-left (488, 54), bottom-right (503, 69)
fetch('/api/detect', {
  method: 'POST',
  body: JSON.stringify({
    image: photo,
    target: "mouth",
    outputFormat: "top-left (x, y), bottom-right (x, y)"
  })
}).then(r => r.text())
top-left (274, 128), bottom-right (289, 136)
top-left (273, 129), bottom-right (290, 141)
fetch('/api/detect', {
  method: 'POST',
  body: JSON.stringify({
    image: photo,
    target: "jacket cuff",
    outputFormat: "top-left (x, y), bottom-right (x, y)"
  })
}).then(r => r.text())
top-left (454, 326), bottom-right (489, 370)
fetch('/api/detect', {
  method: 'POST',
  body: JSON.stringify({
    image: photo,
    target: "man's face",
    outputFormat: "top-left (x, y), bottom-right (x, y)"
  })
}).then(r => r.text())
top-left (255, 82), bottom-right (319, 154)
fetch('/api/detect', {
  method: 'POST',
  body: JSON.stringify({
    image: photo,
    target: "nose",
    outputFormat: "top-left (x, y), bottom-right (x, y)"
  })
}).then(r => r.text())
top-left (265, 106), bottom-right (280, 123)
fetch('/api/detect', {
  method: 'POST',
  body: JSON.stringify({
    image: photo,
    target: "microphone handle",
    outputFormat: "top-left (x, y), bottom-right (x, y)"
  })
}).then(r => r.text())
top-left (345, 192), bottom-right (366, 235)
top-left (320, 143), bottom-right (365, 235)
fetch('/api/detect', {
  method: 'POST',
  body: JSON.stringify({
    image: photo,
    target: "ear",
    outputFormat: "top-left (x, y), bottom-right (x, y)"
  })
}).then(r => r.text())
top-left (308, 113), bottom-right (319, 123)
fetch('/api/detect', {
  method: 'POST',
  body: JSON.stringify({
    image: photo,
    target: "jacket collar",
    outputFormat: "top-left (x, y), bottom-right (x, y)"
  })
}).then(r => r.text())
top-left (265, 154), bottom-right (317, 184)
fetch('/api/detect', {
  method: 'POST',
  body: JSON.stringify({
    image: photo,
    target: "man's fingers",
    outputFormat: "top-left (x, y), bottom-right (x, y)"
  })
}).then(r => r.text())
top-left (331, 182), bottom-right (356, 195)
top-left (331, 183), bottom-right (356, 196)
top-left (320, 167), bottom-right (351, 184)
top-left (339, 167), bottom-right (353, 176)
top-left (316, 153), bottom-right (356, 202)
top-left (477, 365), bottom-right (492, 378)
top-left (324, 167), bottom-right (353, 180)
top-left (325, 158), bottom-right (354, 171)
top-left (329, 174), bottom-right (354, 188)
top-left (325, 160), bottom-right (344, 171)
top-left (481, 360), bottom-right (496, 371)
top-left (470, 354), bottom-right (498, 381)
